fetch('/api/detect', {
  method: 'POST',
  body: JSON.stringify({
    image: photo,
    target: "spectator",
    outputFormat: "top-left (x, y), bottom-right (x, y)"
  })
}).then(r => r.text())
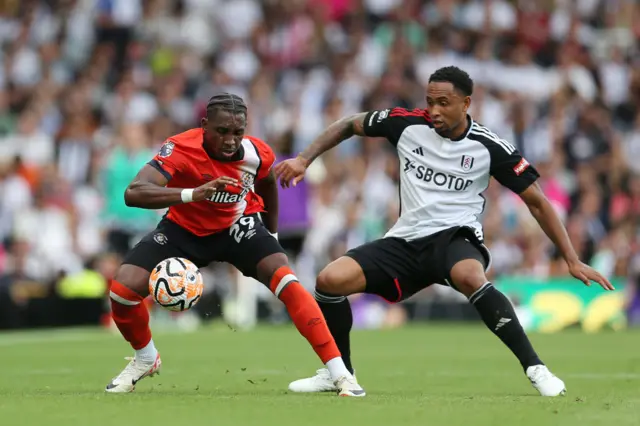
top-left (101, 123), bottom-right (158, 256)
top-left (0, 0), bottom-right (638, 325)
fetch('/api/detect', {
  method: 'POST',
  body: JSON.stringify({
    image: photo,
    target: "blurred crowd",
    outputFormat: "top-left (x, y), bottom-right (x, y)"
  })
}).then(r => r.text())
top-left (0, 0), bottom-right (639, 322)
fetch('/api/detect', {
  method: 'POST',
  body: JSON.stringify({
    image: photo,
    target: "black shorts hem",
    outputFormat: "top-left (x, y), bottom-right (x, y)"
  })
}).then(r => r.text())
top-left (342, 227), bottom-right (494, 302)
top-left (442, 235), bottom-right (490, 288)
top-left (344, 238), bottom-right (415, 303)
top-left (342, 251), bottom-right (402, 302)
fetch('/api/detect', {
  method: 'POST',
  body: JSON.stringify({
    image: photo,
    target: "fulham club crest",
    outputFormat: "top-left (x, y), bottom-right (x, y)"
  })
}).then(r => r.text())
top-left (460, 155), bottom-right (474, 172)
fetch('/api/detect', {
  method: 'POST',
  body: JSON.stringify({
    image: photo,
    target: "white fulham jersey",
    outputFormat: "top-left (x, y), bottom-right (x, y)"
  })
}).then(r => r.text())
top-left (363, 107), bottom-right (539, 242)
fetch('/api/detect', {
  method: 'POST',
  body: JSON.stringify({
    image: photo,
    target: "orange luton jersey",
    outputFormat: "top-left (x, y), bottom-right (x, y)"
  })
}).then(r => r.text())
top-left (151, 128), bottom-right (275, 236)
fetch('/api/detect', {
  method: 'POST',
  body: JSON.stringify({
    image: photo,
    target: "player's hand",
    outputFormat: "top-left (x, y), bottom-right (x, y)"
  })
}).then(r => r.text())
top-left (193, 176), bottom-right (239, 201)
top-left (567, 260), bottom-right (615, 291)
top-left (274, 155), bottom-right (309, 188)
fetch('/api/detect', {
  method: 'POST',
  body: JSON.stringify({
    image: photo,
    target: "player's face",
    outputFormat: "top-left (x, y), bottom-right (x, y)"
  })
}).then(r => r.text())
top-left (201, 110), bottom-right (247, 160)
top-left (425, 82), bottom-right (470, 137)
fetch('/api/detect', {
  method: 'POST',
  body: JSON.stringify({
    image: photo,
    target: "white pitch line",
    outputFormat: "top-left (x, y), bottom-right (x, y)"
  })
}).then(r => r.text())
top-left (7, 368), bottom-right (75, 376)
top-left (387, 371), bottom-right (640, 380)
top-left (1, 330), bottom-right (639, 381)
top-left (213, 369), bottom-right (640, 381)
top-left (0, 328), bottom-right (194, 347)
top-left (0, 332), bottom-right (110, 347)
top-left (563, 372), bottom-right (640, 380)
top-left (2, 366), bottom-right (639, 381)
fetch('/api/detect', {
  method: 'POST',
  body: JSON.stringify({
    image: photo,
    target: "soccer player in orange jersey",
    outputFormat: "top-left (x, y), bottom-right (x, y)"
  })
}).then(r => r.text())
top-left (106, 93), bottom-right (364, 397)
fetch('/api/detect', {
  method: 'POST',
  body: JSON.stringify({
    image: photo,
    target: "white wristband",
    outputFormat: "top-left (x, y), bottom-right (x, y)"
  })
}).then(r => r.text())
top-left (181, 188), bottom-right (194, 203)
top-left (270, 232), bottom-right (278, 240)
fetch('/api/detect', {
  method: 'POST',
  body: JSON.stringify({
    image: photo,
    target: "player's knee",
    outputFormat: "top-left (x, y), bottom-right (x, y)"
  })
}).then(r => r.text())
top-left (454, 274), bottom-right (487, 298)
top-left (452, 271), bottom-right (487, 297)
top-left (114, 264), bottom-right (150, 297)
top-left (316, 265), bottom-right (352, 295)
top-left (316, 268), bottom-right (339, 294)
top-left (316, 257), bottom-right (365, 296)
top-left (256, 252), bottom-right (290, 285)
top-left (449, 259), bottom-right (487, 298)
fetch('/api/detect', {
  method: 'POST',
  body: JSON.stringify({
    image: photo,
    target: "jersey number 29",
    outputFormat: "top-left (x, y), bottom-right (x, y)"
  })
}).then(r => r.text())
top-left (229, 216), bottom-right (257, 243)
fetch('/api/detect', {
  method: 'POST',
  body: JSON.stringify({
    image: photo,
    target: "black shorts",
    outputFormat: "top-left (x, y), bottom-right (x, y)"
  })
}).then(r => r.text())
top-left (122, 213), bottom-right (284, 280)
top-left (345, 226), bottom-right (491, 303)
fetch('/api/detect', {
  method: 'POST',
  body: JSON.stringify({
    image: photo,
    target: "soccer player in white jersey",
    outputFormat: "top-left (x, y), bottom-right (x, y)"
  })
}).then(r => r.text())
top-left (274, 66), bottom-right (614, 397)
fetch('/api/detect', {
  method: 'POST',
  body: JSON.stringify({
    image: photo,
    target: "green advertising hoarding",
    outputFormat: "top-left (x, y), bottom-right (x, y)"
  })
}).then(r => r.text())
top-left (495, 277), bottom-right (627, 333)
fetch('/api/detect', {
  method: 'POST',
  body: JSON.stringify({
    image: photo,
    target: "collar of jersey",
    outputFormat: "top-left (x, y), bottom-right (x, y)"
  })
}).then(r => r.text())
top-left (446, 115), bottom-right (473, 142)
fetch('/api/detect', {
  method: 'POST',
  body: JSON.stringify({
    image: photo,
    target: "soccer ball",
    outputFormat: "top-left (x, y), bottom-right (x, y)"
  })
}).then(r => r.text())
top-left (149, 257), bottom-right (204, 312)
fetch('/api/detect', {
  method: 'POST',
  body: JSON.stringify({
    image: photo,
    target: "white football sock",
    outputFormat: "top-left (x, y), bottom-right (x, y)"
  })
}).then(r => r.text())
top-left (326, 357), bottom-right (353, 381)
top-left (135, 339), bottom-right (158, 363)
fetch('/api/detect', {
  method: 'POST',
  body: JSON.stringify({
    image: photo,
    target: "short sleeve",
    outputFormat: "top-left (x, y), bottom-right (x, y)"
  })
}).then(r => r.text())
top-left (468, 126), bottom-right (539, 194)
top-left (252, 139), bottom-right (276, 180)
top-left (490, 147), bottom-right (539, 194)
top-left (363, 108), bottom-right (431, 146)
top-left (148, 139), bottom-right (185, 180)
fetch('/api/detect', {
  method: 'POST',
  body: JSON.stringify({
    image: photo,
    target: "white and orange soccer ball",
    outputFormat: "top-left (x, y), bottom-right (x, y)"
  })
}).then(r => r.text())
top-left (149, 257), bottom-right (204, 312)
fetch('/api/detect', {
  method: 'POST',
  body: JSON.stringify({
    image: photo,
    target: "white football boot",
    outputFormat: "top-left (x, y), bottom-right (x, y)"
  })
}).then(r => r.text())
top-left (288, 368), bottom-right (337, 392)
top-left (335, 375), bottom-right (366, 397)
top-left (105, 353), bottom-right (162, 393)
top-left (288, 368), bottom-right (365, 396)
top-left (526, 365), bottom-right (566, 396)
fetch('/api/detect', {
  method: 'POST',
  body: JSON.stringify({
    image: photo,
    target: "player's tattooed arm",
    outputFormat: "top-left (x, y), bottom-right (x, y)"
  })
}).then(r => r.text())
top-left (125, 165), bottom-right (238, 209)
top-left (298, 112), bottom-right (368, 165)
top-left (254, 169), bottom-right (279, 233)
top-left (520, 182), bottom-right (614, 290)
top-left (274, 113), bottom-right (367, 188)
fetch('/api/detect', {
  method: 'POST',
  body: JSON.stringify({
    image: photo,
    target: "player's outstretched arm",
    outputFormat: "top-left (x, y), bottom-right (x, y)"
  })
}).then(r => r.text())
top-left (519, 183), bottom-right (614, 291)
top-left (125, 164), bottom-right (238, 209)
top-left (254, 169), bottom-right (278, 234)
top-left (274, 112), bottom-right (368, 188)
top-left (299, 112), bottom-right (368, 165)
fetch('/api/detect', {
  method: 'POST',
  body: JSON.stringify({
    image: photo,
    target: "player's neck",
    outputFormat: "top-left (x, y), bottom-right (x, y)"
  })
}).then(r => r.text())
top-left (438, 115), bottom-right (471, 141)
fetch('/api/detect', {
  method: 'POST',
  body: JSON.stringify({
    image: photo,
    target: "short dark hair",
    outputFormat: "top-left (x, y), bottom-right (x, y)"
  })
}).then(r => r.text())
top-left (206, 93), bottom-right (248, 118)
top-left (428, 66), bottom-right (473, 96)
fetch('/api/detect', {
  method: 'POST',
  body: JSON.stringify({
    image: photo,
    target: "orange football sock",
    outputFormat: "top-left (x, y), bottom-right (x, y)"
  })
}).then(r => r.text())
top-left (110, 280), bottom-right (152, 350)
top-left (270, 266), bottom-right (341, 364)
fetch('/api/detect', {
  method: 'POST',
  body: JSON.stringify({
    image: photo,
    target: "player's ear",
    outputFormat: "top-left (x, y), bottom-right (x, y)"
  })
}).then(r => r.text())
top-left (201, 117), bottom-right (208, 131)
top-left (463, 96), bottom-right (471, 114)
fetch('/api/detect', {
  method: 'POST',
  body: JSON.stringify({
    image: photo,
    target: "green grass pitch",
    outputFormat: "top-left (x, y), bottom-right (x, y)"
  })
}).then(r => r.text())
top-left (0, 323), bottom-right (638, 426)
